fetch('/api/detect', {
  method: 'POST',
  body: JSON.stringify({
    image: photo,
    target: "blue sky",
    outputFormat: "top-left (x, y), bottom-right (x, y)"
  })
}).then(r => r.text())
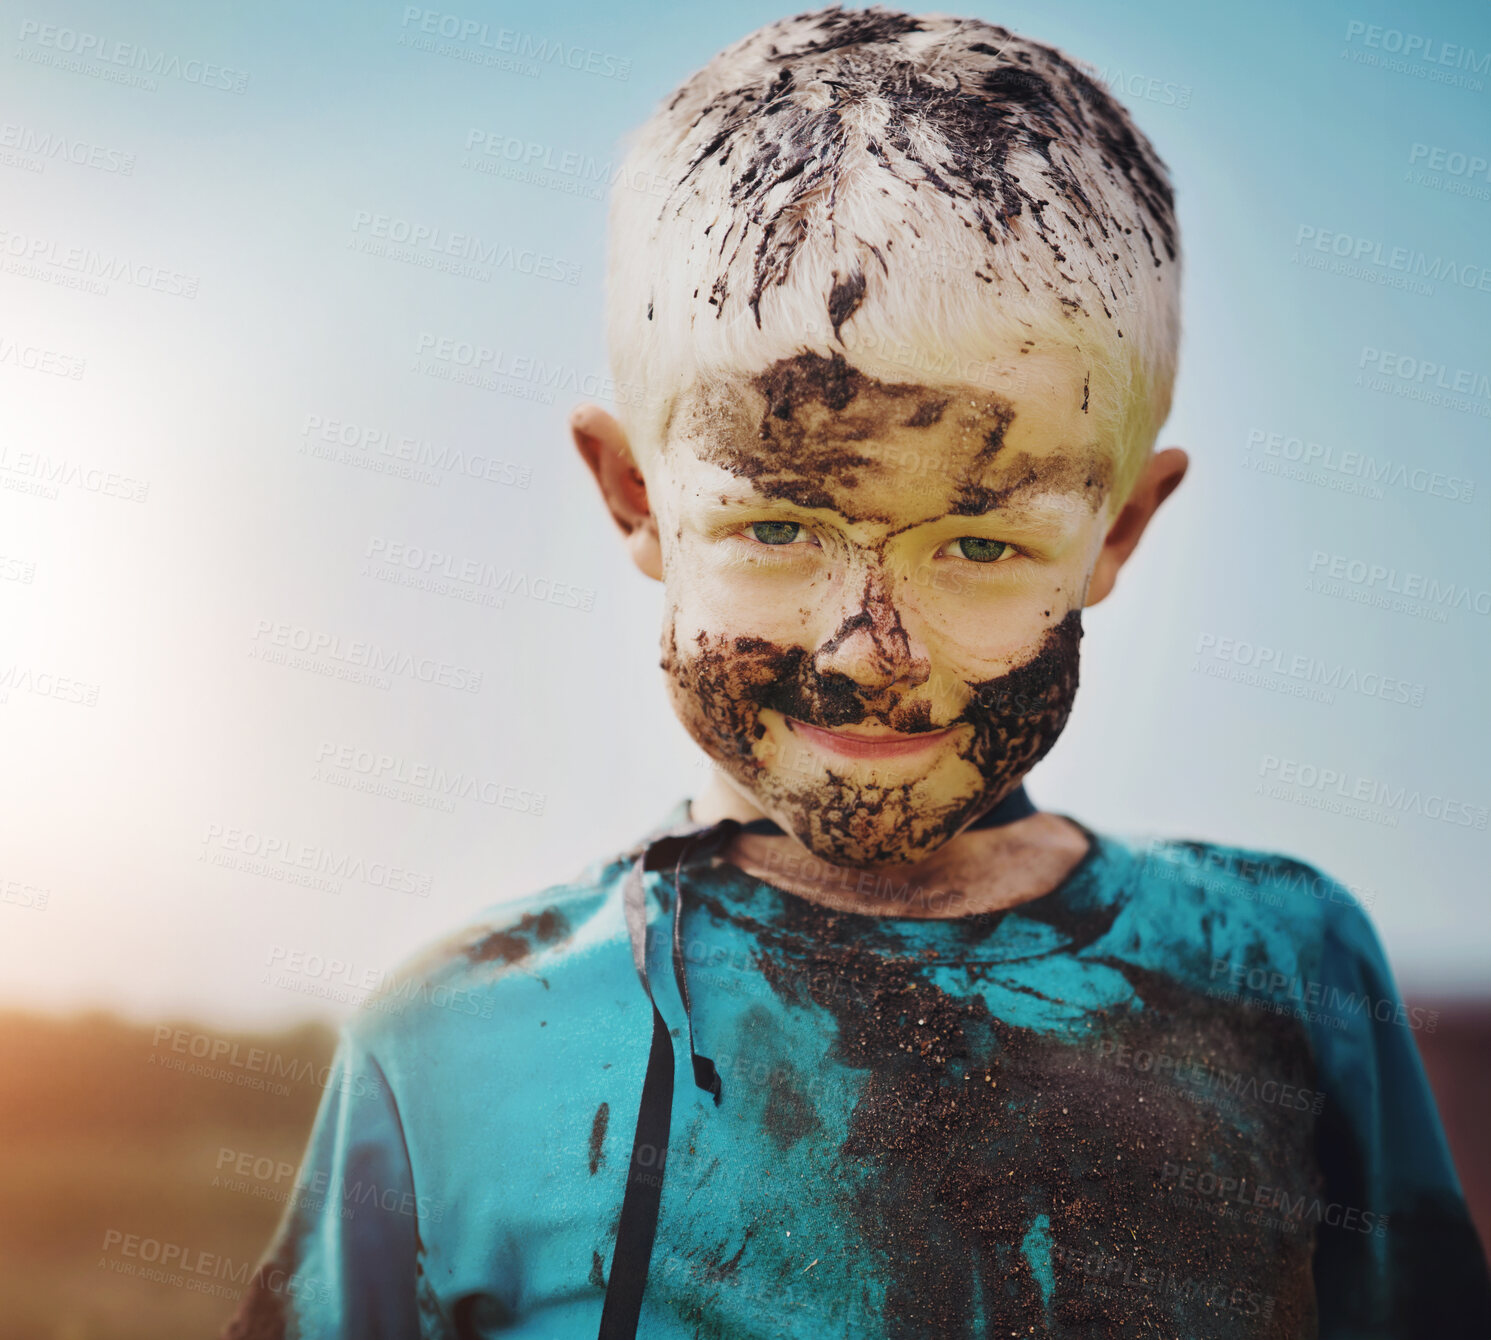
top-left (0, 0), bottom-right (1486, 1024)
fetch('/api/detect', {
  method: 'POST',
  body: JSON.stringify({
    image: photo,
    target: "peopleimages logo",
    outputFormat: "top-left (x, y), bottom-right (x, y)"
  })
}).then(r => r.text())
top-left (0, 444), bottom-right (149, 503)
top-left (1137, 841), bottom-right (1376, 910)
top-left (1160, 1161), bottom-right (1388, 1238)
top-left (98, 1229), bottom-right (258, 1296)
top-left (0, 228), bottom-right (200, 298)
top-left (397, 8), bottom-right (631, 79)
top-left (1294, 226), bottom-right (1491, 294)
top-left (1306, 552), bottom-right (1490, 618)
top-left (1407, 143), bottom-right (1491, 202)
top-left (250, 619), bottom-right (485, 692)
top-left (363, 537), bottom-right (596, 613)
top-left (0, 335), bottom-right (85, 379)
top-left (1209, 958), bottom-right (1441, 1032)
top-left (462, 129), bottom-right (669, 201)
top-left (1244, 426), bottom-right (1478, 500)
top-left (300, 413), bottom-right (532, 490)
top-left (1355, 348), bottom-right (1491, 421)
top-left (1050, 1240), bottom-right (1273, 1320)
top-left (0, 662), bottom-right (101, 707)
top-left (412, 333), bottom-right (652, 409)
top-left (1343, 21), bottom-right (1491, 75)
top-left (1090, 66), bottom-right (1193, 108)
top-left (14, 20), bottom-right (251, 93)
top-left (203, 824), bottom-right (435, 897)
top-left (0, 121), bottom-right (136, 174)
top-left (148, 1026), bottom-right (385, 1098)
top-left (212, 1146), bottom-right (446, 1223)
top-left (349, 212), bottom-right (581, 285)
top-left (1, 875), bottom-right (50, 910)
top-left (1094, 1037), bottom-right (1326, 1116)
top-left (1358, 348), bottom-right (1491, 400)
top-left (1257, 755), bottom-right (1488, 829)
top-left (1192, 633), bottom-right (1427, 708)
top-left (312, 740), bottom-right (547, 814)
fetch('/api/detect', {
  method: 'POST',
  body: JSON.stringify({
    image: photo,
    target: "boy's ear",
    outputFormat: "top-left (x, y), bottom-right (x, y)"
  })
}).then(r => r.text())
top-left (1084, 446), bottom-right (1189, 606)
top-left (570, 403), bottom-right (663, 581)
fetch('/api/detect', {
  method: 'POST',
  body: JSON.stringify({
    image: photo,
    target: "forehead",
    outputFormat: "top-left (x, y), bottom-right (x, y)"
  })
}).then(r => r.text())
top-left (662, 351), bottom-right (1112, 522)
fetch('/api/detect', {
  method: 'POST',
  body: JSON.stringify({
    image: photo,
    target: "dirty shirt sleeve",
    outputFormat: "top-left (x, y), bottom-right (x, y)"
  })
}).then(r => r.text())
top-left (1308, 895), bottom-right (1491, 1337)
top-left (220, 1030), bottom-right (422, 1340)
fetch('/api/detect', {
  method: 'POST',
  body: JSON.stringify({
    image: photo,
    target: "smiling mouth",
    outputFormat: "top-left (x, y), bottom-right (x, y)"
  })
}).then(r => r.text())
top-left (784, 717), bottom-right (961, 761)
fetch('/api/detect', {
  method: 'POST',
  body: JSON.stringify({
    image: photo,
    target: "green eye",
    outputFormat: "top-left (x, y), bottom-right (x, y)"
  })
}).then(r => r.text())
top-left (749, 521), bottom-right (805, 545)
top-left (951, 537), bottom-right (1012, 562)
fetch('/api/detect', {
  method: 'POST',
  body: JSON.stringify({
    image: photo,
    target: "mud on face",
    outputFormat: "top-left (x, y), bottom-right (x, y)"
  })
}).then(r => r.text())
top-left (675, 351), bottom-right (1028, 524)
top-left (662, 608), bottom-right (1082, 868)
top-left (658, 350), bottom-right (1101, 868)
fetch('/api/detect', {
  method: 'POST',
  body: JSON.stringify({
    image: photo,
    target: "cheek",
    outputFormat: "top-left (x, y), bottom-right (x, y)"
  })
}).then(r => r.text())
top-left (666, 538), bottom-right (824, 640)
top-left (659, 615), bottom-right (802, 762)
top-left (909, 574), bottom-right (1075, 691)
top-left (955, 608), bottom-right (1084, 784)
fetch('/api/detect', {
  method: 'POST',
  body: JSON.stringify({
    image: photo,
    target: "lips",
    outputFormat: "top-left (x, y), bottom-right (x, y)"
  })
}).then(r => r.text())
top-left (785, 717), bottom-right (960, 761)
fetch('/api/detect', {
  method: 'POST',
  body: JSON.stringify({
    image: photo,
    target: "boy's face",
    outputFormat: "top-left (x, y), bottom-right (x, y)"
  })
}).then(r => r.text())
top-left (637, 344), bottom-right (1120, 868)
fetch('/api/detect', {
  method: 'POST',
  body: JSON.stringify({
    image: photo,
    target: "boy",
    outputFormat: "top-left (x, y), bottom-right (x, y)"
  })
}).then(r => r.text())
top-left (226, 6), bottom-right (1489, 1336)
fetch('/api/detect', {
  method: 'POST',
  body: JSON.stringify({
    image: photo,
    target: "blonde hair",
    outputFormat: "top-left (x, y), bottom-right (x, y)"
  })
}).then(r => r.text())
top-left (606, 4), bottom-right (1181, 510)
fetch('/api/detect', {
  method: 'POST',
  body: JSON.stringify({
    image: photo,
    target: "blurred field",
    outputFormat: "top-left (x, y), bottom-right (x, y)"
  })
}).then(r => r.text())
top-left (1413, 1001), bottom-right (1491, 1255)
top-left (0, 1011), bottom-right (335, 1340)
top-left (0, 1004), bottom-right (1485, 1337)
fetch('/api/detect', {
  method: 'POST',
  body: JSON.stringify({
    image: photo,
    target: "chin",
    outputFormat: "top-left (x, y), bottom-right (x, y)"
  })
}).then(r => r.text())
top-left (795, 827), bottom-right (953, 871)
top-left (798, 812), bottom-right (967, 869)
top-left (747, 767), bottom-right (981, 870)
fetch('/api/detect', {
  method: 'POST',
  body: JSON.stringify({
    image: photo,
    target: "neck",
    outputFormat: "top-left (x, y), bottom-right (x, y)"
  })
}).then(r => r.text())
top-left (688, 770), bottom-right (1091, 918)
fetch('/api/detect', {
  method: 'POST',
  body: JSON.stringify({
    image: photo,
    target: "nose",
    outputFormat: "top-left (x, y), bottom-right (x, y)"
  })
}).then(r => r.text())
top-left (812, 570), bottom-right (931, 693)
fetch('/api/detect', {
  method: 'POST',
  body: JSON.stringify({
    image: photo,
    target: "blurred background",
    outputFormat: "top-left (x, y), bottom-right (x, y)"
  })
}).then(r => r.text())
top-left (0, 0), bottom-right (1486, 1333)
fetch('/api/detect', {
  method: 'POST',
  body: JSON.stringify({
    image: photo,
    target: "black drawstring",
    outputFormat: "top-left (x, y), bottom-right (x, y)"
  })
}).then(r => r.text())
top-left (669, 833), bottom-right (724, 1104)
top-left (598, 817), bottom-right (742, 1340)
top-left (596, 784), bottom-right (1038, 1337)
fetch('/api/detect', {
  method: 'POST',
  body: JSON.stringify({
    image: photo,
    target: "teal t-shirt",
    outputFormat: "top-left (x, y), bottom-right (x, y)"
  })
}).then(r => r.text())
top-left (223, 804), bottom-right (1489, 1338)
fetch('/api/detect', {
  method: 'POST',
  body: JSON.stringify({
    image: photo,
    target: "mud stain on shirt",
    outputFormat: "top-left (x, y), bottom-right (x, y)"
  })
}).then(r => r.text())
top-left (684, 870), bottom-right (1321, 1337)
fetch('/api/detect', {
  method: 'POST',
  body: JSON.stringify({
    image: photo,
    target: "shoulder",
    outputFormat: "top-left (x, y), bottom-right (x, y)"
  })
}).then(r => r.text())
top-left (394, 856), bottom-right (630, 985)
top-left (1125, 833), bottom-right (1366, 914)
top-left (1095, 828), bottom-right (1376, 986)
top-left (343, 847), bottom-right (639, 1056)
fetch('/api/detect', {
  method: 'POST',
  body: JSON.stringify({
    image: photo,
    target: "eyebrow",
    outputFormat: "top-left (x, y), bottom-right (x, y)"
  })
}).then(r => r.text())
top-left (703, 484), bottom-right (1087, 539)
top-left (700, 487), bottom-right (893, 527)
top-left (950, 447), bottom-right (1112, 519)
top-left (696, 438), bottom-right (1110, 532)
top-left (948, 491), bottom-right (1094, 527)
